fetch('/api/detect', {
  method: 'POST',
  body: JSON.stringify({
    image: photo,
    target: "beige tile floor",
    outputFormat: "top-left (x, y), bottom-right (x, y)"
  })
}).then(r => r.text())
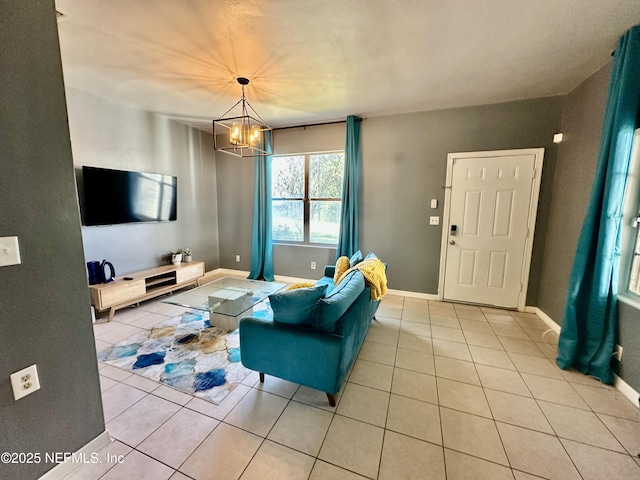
top-left (70, 285), bottom-right (640, 480)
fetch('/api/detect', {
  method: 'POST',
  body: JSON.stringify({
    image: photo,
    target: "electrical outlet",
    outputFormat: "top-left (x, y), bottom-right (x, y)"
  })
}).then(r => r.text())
top-left (235, 255), bottom-right (240, 262)
top-left (311, 261), bottom-right (316, 270)
top-left (10, 364), bottom-right (40, 401)
top-left (429, 216), bottom-right (440, 225)
top-left (614, 344), bottom-right (623, 361)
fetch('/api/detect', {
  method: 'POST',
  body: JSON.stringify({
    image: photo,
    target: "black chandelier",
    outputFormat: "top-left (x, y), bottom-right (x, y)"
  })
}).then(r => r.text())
top-left (213, 77), bottom-right (273, 157)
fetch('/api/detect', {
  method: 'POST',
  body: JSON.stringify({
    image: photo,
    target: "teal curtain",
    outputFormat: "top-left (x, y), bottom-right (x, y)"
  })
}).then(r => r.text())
top-left (556, 26), bottom-right (640, 384)
top-left (336, 116), bottom-right (362, 259)
top-left (248, 132), bottom-right (274, 281)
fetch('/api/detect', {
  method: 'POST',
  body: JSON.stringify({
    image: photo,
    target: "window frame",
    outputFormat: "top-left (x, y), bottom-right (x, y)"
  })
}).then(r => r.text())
top-left (618, 128), bottom-right (640, 307)
top-left (271, 150), bottom-right (345, 246)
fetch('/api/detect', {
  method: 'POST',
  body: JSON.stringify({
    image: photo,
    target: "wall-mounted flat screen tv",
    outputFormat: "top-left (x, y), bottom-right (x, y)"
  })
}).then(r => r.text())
top-left (81, 166), bottom-right (178, 226)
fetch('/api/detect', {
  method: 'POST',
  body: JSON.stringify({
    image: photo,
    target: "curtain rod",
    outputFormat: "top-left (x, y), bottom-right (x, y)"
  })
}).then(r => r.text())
top-left (273, 117), bottom-right (363, 132)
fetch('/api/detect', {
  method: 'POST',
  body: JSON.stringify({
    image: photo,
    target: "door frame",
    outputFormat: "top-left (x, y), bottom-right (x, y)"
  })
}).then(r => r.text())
top-left (437, 148), bottom-right (545, 311)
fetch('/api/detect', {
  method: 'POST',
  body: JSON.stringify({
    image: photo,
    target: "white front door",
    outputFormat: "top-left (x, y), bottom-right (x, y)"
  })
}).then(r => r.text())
top-left (440, 149), bottom-right (544, 309)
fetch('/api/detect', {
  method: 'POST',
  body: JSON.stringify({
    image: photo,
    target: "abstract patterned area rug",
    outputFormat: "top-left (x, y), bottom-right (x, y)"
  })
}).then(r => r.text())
top-left (98, 301), bottom-right (273, 405)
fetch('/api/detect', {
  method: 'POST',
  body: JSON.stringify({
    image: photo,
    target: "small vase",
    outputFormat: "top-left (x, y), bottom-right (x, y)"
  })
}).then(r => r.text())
top-left (171, 253), bottom-right (182, 265)
top-left (184, 255), bottom-right (192, 263)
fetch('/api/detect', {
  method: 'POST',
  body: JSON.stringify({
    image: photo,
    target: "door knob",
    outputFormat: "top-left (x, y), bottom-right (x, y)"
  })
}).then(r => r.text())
top-left (449, 240), bottom-right (456, 245)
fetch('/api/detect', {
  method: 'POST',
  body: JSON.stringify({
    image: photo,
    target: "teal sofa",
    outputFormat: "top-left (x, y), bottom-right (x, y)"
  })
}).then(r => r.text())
top-left (239, 264), bottom-right (381, 406)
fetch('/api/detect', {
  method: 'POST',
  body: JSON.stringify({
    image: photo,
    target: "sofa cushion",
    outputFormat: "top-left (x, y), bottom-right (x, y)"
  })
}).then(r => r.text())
top-left (364, 251), bottom-right (378, 260)
top-left (312, 270), bottom-right (365, 332)
top-left (269, 284), bottom-right (328, 326)
top-left (349, 250), bottom-right (364, 267)
top-left (315, 276), bottom-right (335, 295)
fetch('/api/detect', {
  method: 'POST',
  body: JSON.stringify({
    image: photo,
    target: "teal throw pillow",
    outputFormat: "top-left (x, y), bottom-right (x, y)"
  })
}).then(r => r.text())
top-left (269, 284), bottom-right (328, 326)
top-left (312, 270), bottom-right (365, 332)
top-left (364, 251), bottom-right (378, 260)
top-left (349, 250), bottom-right (364, 267)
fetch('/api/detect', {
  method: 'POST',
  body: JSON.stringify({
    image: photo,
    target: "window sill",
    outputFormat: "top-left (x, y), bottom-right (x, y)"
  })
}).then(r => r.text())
top-left (273, 243), bottom-right (337, 249)
top-left (617, 292), bottom-right (640, 311)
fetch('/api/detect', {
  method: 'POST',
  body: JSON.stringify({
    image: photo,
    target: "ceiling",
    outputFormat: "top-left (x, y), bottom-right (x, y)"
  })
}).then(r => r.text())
top-left (55, 1), bottom-right (640, 132)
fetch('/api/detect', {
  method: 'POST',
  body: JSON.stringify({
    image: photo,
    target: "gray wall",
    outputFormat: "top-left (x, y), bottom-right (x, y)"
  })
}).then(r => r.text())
top-left (216, 153), bottom-right (256, 271)
top-left (360, 98), bottom-right (564, 296)
top-left (67, 88), bottom-right (220, 276)
top-left (216, 98), bottom-right (565, 295)
top-left (537, 64), bottom-right (610, 321)
top-left (217, 124), bottom-right (346, 278)
top-left (537, 62), bottom-right (640, 392)
top-left (0, 2), bottom-right (105, 479)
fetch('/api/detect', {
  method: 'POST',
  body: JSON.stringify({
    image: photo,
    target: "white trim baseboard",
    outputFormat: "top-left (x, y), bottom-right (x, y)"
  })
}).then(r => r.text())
top-left (212, 268), bottom-right (250, 277)
top-left (614, 373), bottom-right (640, 409)
top-left (526, 306), bottom-right (561, 333)
top-left (528, 306), bottom-right (639, 410)
top-left (39, 430), bottom-right (111, 480)
top-left (386, 288), bottom-right (440, 301)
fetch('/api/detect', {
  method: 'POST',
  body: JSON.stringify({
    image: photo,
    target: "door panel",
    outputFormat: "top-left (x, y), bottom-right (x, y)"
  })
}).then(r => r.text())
top-left (443, 153), bottom-right (536, 308)
top-left (488, 251), bottom-right (508, 288)
top-left (463, 191), bottom-right (482, 235)
top-left (458, 250), bottom-right (477, 285)
top-left (493, 190), bottom-right (514, 236)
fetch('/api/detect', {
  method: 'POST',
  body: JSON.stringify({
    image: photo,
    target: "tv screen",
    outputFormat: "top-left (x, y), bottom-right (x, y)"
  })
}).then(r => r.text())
top-left (81, 166), bottom-right (177, 226)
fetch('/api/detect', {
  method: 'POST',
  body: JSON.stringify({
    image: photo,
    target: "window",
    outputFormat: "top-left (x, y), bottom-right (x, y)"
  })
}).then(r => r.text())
top-left (621, 128), bottom-right (640, 298)
top-left (272, 152), bottom-right (344, 244)
top-left (629, 223), bottom-right (640, 295)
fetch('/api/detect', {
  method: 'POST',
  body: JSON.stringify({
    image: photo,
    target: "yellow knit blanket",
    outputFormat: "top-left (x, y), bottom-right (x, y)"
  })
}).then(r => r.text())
top-left (336, 257), bottom-right (388, 301)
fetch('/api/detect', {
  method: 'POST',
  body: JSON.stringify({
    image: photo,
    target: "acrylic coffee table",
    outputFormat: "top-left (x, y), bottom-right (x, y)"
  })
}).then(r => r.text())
top-left (163, 277), bottom-right (286, 330)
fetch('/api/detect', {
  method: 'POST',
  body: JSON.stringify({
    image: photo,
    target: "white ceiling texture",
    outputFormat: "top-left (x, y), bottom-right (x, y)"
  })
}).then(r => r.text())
top-left (55, 0), bottom-right (640, 132)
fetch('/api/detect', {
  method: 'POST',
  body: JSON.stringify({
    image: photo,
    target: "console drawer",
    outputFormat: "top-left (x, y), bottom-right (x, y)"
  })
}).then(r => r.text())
top-left (99, 280), bottom-right (146, 307)
top-left (176, 263), bottom-right (204, 283)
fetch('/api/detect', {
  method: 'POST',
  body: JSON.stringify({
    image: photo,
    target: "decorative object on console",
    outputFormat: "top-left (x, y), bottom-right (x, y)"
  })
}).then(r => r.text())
top-left (87, 260), bottom-right (102, 285)
top-left (183, 248), bottom-right (192, 262)
top-left (171, 251), bottom-right (182, 265)
top-left (213, 77), bottom-right (273, 158)
top-left (98, 310), bottom-right (253, 405)
top-left (101, 259), bottom-right (116, 283)
top-left (87, 259), bottom-right (116, 284)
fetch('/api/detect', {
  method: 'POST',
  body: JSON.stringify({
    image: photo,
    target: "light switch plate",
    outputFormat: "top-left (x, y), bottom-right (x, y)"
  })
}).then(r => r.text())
top-left (0, 236), bottom-right (21, 267)
top-left (430, 199), bottom-right (438, 209)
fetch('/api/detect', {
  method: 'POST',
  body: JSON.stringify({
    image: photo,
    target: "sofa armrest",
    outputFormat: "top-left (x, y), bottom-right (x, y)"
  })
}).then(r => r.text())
top-left (324, 265), bottom-right (336, 277)
top-left (239, 316), bottom-right (344, 394)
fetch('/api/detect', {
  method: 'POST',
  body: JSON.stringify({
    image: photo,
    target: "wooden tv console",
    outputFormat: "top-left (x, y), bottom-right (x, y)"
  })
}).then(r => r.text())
top-left (89, 261), bottom-right (205, 322)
